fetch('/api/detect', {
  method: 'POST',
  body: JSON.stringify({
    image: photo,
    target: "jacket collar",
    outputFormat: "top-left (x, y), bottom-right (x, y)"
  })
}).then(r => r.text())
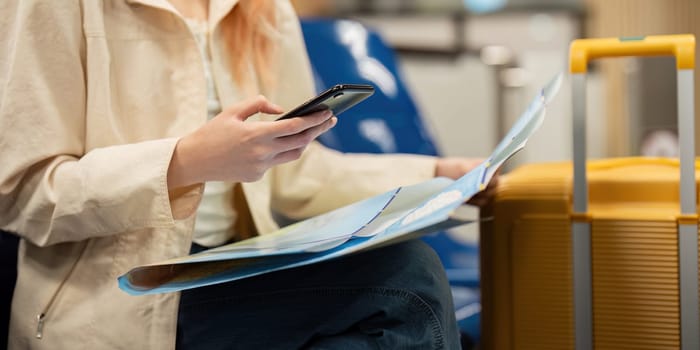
top-left (124, 0), bottom-right (177, 12)
top-left (125, 0), bottom-right (240, 29)
top-left (209, 0), bottom-right (240, 30)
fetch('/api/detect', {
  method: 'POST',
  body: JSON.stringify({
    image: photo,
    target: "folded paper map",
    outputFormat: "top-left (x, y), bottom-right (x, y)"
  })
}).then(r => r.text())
top-left (118, 73), bottom-right (563, 295)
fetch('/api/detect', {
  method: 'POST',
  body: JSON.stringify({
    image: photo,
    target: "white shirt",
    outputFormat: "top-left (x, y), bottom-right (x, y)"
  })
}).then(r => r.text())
top-left (186, 18), bottom-right (238, 247)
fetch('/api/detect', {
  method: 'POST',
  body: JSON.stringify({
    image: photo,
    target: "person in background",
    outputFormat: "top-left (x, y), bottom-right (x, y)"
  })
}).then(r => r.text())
top-left (0, 1), bottom-right (489, 349)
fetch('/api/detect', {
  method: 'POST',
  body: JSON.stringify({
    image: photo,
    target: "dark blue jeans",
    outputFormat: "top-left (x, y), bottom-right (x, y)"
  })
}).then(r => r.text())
top-left (176, 239), bottom-right (460, 349)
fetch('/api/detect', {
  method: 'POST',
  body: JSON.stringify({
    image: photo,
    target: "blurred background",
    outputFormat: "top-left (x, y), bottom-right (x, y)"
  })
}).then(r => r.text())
top-left (291, 0), bottom-right (700, 163)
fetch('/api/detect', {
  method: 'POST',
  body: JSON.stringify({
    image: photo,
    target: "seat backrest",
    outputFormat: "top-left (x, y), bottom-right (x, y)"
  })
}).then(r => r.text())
top-left (300, 18), bottom-right (439, 156)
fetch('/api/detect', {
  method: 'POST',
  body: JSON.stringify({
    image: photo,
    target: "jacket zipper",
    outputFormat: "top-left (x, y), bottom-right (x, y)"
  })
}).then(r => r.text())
top-left (35, 8), bottom-right (203, 341)
top-left (35, 241), bottom-right (89, 339)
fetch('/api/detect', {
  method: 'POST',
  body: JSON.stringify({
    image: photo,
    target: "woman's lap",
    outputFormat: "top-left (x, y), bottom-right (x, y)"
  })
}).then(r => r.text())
top-left (176, 239), bottom-right (460, 350)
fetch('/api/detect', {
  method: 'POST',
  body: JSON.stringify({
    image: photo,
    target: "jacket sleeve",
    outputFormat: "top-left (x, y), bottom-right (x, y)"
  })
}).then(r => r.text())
top-left (268, 1), bottom-right (438, 219)
top-left (0, 1), bottom-right (201, 247)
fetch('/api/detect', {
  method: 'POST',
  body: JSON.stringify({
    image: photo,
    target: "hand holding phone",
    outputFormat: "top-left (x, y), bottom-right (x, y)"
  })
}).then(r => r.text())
top-left (276, 84), bottom-right (375, 120)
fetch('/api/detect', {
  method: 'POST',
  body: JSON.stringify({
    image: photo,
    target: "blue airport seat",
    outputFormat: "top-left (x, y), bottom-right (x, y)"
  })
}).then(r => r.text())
top-left (300, 18), bottom-right (438, 157)
top-left (300, 18), bottom-right (481, 347)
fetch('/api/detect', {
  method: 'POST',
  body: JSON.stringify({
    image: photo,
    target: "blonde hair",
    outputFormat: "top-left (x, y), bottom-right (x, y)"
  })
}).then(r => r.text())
top-left (220, 0), bottom-right (278, 94)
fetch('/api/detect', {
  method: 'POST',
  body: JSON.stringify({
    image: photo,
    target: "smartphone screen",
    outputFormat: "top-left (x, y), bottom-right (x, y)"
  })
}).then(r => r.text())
top-left (276, 84), bottom-right (375, 120)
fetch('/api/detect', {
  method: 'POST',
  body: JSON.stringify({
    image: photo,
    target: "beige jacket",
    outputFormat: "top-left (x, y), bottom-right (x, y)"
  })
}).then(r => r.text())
top-left (0, 0), bottom-right (436, 349)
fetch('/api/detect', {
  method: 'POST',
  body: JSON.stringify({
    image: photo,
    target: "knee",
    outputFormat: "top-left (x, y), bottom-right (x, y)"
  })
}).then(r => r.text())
top-left (370, 240), bottom-right (460, 348)
top-left (369, 240), bottom-right (452, 300)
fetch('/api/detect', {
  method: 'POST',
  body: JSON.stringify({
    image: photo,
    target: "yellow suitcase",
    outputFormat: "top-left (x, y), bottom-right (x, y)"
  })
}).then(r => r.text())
top-left (480, 35), bottom-right (697, 350)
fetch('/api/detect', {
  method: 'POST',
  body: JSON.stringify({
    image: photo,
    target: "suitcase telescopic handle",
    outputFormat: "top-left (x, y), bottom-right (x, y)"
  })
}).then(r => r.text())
top-left (568, 34), bottom-right (697, 350)
top-left (570, 34), bottom-right (695, 73)
top-left (568, 34), bottom-right (696, 216)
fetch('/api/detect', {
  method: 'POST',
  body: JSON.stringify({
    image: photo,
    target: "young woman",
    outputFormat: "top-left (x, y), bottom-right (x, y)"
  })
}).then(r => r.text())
top-left (0, 1), bottom-right (485, 348)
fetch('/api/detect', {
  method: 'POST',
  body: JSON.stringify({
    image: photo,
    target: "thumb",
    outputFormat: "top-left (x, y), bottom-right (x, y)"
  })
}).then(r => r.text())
top-left (229, 95), bottom-right (284, 121)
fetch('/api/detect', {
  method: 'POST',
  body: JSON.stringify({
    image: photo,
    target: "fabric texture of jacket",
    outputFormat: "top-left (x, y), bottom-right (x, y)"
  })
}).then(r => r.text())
top-left (0, 0), bottom-right (437, 349)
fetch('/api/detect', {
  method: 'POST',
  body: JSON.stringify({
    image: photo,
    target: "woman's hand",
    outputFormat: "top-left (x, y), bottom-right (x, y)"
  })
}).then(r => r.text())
top-left (435, 157), bottom-right (498, 207)
top-left (434, 157), bottom-right (483, 180)
top-left (167, 95), bottom-right (336, 189)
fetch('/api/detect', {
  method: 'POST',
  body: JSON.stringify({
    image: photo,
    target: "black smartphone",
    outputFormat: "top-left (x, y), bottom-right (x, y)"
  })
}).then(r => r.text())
top-left (276, 84), bottom-right (375, 120)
